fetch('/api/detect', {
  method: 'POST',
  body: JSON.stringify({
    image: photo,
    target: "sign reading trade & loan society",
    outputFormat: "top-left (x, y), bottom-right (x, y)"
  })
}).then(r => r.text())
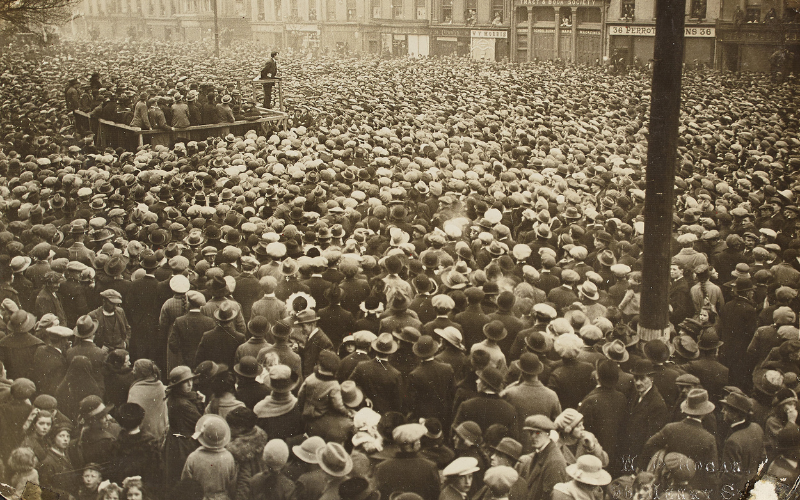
top-left (609, 25), bottom-right (716, 37)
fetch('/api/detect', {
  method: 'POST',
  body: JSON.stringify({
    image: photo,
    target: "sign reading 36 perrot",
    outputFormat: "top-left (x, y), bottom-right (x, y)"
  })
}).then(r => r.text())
top-left (609, 25), bottom-right (715, 37)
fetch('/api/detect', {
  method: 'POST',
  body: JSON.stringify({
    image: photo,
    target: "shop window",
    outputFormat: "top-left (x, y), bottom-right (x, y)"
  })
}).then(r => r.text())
top-left (532, 6), bottom-right (550, 21)
top-left (578, 6), bottom-right (600, 23)
top-left (690, 0), bottom-right (706, 18)
top-left (621, 0), bottom-right (634, 20)
top-left (492, 0), bottom-right (503, 23)
top-left (416, 0), bottom-right (426, 19)
top-left (442, 0), bottom-right (452, 22)
top-left (517, 6), bottom-right (528, 22)
top-left (465, 0), bottom-right (476, 23)
top-left (745, 3), bottom-right (761, 21)
top-left (327, 0), bottom-right (335, 19)
top-left (560, 6), bottom-right (571, 25)
top-left (392, 0), bottom-right (402, 18)
top-left (347, 0), bottom-right (356, 19)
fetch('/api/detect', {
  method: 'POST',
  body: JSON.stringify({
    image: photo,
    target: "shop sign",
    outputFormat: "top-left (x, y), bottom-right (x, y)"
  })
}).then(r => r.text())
top-left (609, 25), bottom-right (715, 37)
top-left (471, 29), bottom-right (508, 38)
top-left (518, 0), bottom-right (602, 6)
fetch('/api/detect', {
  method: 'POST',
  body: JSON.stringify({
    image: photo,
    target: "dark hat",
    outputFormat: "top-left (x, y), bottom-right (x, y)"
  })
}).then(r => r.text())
top-left (677, 318), bottom-right (703, 336)
top-left (339, 477), bottom-right (380, 500)
top-left (141, 254), bottom-right (159, 270)
top-left (116, 402), bottom-right (146, 430)
top-left (79, 395), bottom-right (113, 421)
top-left (525, 331), bottom-right (550, 354)
top-left (394, 326), bottom-right (421, 344)
top-left (271, 319), bottom-right (292, 339)
top-left (697, 330), bottom-right (724, 350)
top-left (643, 339), bottom-right (670, 364)
top-left (519, 352), bottom-right (544, 375)
top-left (478, 366), bottom-right (505, 392)
top-left (413, 335), bottom-right (440, 359)
top-left (225, 406), bottom-right (258, 431)
top-left (168, 365), bottom-right (200, 388)
top-left (317, 350), bottom-right (341, 375)
top-left (630, 359), bottom-right (656, 376)
top-left (234, 356), bottom-right (263, 378)
top-left (73, 315), bottom-right (99, 338)
top-left (490, 437), bottom-right (523, 463)
top-left (672, 335), bottom-right (700, 360)
top-left (483, 320), bottom-right (508, 341)
top-left (721, 391), bottom-right (752, 414)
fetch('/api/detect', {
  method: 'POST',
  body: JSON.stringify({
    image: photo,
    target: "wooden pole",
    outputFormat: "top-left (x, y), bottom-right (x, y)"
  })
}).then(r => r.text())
top-left (639, 0), bottom-right (686, 342)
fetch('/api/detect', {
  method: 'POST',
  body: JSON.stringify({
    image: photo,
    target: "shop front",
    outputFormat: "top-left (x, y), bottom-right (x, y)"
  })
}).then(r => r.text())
top-left (470, 28), bottom-right (509, 60)
top-left (379, 24), bottom-right (430, 56)
top-left (429, 26), bottom-right (472, 56)
top-left (608, 23), bottom-right (716, 66)
top-left (510, 0), bottom-right (603, 63)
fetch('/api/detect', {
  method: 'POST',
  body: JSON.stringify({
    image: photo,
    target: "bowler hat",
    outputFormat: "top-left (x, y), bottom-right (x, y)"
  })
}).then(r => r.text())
top-left (697, 330), bottom-right (724, 350)
top-left (483, 320), bottom-right (507, 341)
top-left (413, 335), bottom-right (440, 359)
top-left (478, 366), bottom-right (504, 393)
top-left (234, 356), bottom-right (263, 378)
top-left (519, 352), bottom-right (544, 375)
top-left (630, 359), bottom-right (655, 376)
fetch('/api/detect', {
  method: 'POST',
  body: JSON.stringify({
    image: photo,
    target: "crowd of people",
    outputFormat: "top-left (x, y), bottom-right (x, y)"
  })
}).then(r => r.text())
top-left (0, 38), bottom-right (798, 500)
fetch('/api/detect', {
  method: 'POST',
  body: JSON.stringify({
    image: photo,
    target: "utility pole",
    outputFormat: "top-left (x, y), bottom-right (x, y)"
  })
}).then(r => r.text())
top-left (638, 0), bottom-right (686, 341)
top-left (213, 0), bottom-right (220, 57)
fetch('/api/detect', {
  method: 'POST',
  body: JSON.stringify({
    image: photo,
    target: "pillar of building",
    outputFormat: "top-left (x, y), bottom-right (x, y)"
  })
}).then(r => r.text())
top-left (553, 7), bottom-right (559, 60)
top-left (527, 6), bottom-right (533, 61)
top-left (571, 6), bottom-right (577, 62)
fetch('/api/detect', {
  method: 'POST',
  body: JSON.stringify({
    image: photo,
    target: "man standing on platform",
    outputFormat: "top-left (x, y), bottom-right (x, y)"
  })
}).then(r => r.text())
top-left (261, 51), bottom-right (278, 109)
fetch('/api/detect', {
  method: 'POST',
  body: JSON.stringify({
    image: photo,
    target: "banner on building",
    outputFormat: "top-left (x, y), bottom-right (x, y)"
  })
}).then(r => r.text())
top-left (608, 25), bottom-right (715, 37)
top-left (471, 29), bottom-right (508, 38)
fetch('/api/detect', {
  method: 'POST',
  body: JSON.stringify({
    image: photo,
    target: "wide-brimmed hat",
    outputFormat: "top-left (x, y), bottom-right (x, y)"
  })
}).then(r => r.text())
top-left (680, 388), bottom-right (715, 415)
top-left (525, 331), bottom-right (551, 354)
top-left (601, 339), bottom-right (629, 363)
top-left (213, 301), bottom-right (238, 322)
top-left (565, 455), bottom-right (612, 486)
top-left (167, 365), bottom-right (200, 388)
top-left (293, 436), bottom-right (326, 464)
top-left (271, 319), bottom-right (292, 339)
top-left (483, 320), bottom-right (507, 341)
top-left (316, 442), bottom-right (353, 477)
top-left (393, 326), bottom-right (421, 344)
top-left (578, 282), bottom-right (600, 301)
top-left (193, 414), bottom-right (231, 450)
top-left (672, 335), bottom-right (700, 360)
top-left (7, 310), bottom-right (36, 334)
top-left (73, 315), bottom-right (99, 338)
top-left (435, 326), bottom-right (465, 351)
top-left (413, 335), bottom-right (439, 358)
top-left (372, 332), bottom-right (399, 355)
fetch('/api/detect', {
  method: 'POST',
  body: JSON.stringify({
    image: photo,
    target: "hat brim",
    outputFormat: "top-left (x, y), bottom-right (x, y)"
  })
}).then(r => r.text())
top-left (519, 360), bottom-right (544, 376)
top-left (372, 339), bottom-right (399, 354)
top-left (720, 398), bottom-right (752, 415)
top-left (565, 463), bottom-right (612, 486)
top-left (167, 373), bottom-right (200, 389)
top-left (233, 364), bottom-right (263, 378)
top-left (292, 446), bottom-right (321, 464)
top-left (601, 344), bottom-right (630, 363)
top-left (680, 400), bottom-right (716, 416)
top-left (11, 313), bottom-right (37, 333)
top-left (413, 343), bottom-right (439, 359)
top-left (73, 320), bottom-right (99, 338)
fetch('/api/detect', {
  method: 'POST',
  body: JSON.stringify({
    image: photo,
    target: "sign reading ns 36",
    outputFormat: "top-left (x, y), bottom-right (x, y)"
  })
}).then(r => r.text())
top-left (609, 25), bottom-right (715, 37)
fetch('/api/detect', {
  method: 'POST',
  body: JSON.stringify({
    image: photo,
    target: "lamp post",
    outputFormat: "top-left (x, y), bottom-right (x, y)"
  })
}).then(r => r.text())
top-left (639, 0), bottom-right (686, 341)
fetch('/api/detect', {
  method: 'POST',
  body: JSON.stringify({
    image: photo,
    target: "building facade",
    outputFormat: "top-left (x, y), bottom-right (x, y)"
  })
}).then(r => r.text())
top-left (76, 0), bottom-right (512, 58)
top-left (606, 0), bottom-right (721, 66)
top-left (715, 0), bottom-right (800, 72)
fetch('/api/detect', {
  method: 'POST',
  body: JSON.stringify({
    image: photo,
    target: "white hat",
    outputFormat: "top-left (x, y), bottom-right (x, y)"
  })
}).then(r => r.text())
top-left (443, 457), bottom-right (480, 477)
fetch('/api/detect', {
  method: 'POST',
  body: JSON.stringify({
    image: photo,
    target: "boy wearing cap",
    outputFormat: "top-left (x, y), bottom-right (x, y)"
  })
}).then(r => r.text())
top-left (441, 457), bottom-right (481, 500)
top-left (88, 289), bottom-right (131, 351)
top-left (518, 415), bottom-right (568, 500)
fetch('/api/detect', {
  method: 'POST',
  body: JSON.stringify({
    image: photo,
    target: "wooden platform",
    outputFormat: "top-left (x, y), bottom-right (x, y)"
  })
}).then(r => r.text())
top-left (74, 109), bottom-right (288, 150)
